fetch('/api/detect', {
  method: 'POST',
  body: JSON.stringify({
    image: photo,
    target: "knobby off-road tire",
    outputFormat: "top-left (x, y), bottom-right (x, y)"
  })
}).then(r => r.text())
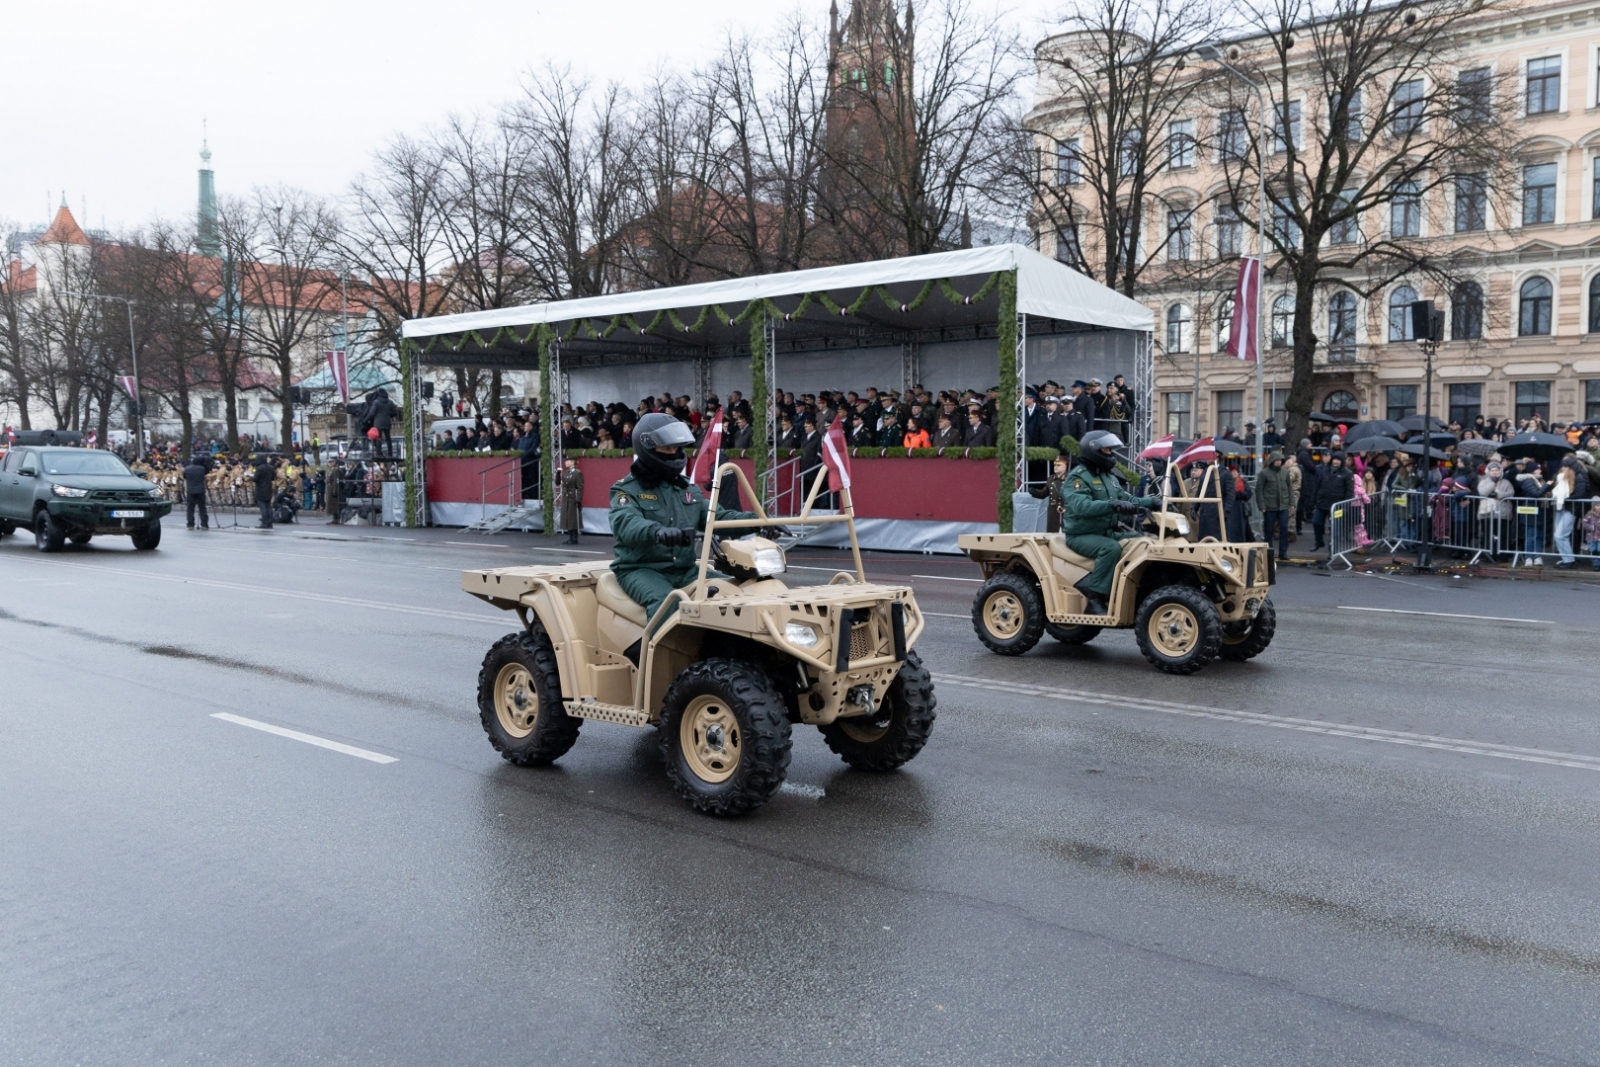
top-left (130, 522), bottom-right (161, 551)
top-left (477, 628), bottom-right (581, 766)
top-left (1218, 597), bottom-right (1276, 662)
top-left (1134, 584), bottom-right (1222, 675)
top-left (1045, 619), bottom-right (1102, 645)
top-left (34, 511), bottom-right (65, 553)
top-left (972, 572), bottom-right (1044, 655)
top-left (819, 649), bottom-right (937, 772)
top-left (659, 659), bottom-right (791, 816)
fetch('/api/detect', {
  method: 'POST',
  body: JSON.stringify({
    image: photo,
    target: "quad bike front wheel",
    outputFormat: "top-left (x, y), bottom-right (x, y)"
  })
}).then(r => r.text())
top-left (477, 627), bottom-right (582, 765)
top-left (972, 572), bottom-right (1044, 655)
top-left (1218, 597), bottom-right (1276, 662)
top-left (819, 649), bottom-right (937, 771)
top-left (660, 659), bottom-right (792, 816)
top-left (1133, 584), bottom-right (1222, 675)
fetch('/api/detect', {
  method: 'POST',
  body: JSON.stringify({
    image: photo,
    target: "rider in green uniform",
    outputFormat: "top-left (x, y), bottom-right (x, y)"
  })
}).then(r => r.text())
top-left (1061, 429), bottom-right (1160, 615)
top-left (609, 412), bottom-right (757, 620)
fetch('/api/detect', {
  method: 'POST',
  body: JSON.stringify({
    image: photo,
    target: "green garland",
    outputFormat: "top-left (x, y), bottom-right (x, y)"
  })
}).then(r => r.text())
top-left (538, 326), bottom-right (555, 538)
top-left (996, 270), bottom-right (1018, 533)
top-left (400, 338), bottom-right (419, 527)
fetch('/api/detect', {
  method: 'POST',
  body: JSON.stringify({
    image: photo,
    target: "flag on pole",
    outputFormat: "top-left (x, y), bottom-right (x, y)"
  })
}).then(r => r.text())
top-left (1175, 436), bottom-right (1217, 468)
top-left (1222, 256), bottom-right (1261, 362)
top-left (117, 375), bottom-right (138, 402)
top-left (1137, 434), bottom-right (1176, 461)
top-left (821, 412), bottom-right (853, 493)
top-left (688, 407), bottom-right (724, 487)
top-left (86, 430), bottom-right (98, 449)
top-left (325, 350), bottom-right (349, 404)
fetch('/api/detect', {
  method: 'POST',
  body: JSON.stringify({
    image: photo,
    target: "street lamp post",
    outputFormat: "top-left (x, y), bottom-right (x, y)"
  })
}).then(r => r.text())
top-left (64, 291), bottom-right (142, 456)
top-left (1196, 44), bottom-right (1268, 475)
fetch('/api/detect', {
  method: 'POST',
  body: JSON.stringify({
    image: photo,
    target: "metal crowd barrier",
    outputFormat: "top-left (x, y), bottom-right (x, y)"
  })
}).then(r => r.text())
top-left (1325, 490), bottom-right (1598, 569)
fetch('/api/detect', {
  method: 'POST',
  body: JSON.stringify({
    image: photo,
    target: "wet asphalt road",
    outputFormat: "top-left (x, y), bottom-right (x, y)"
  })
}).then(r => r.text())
top-left (3, 521), bottom-right (1600, 1066)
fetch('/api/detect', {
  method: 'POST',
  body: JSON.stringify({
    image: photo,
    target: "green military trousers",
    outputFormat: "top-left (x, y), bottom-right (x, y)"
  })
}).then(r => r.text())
top-left (616, 565), bottom-right (698, 621)
top-left (1064, 534), bottom-right (1126, 596)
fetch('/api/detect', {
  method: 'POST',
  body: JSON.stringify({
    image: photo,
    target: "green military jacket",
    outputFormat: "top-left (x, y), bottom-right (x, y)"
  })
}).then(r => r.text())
top-left (1254, 463), bottom-right (1295, 511)
top-left (609, 471), bottom-right (754, 573)
top-left (1060, 467), bottom-right (1156, 537)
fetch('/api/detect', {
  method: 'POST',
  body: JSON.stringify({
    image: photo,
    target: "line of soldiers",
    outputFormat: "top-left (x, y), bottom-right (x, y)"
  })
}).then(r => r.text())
top-left (129, 455), bottom-right (286, 507)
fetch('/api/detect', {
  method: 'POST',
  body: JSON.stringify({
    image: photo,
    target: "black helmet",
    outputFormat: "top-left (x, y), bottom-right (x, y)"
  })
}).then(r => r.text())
top-left (632, 412), bottom-right (695, 482)
top-left (1078, 429), bottom-right (1123, 473)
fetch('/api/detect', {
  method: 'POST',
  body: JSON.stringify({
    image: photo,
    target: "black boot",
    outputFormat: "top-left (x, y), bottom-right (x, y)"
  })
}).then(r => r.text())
top-left (1073, 577), bottom-right (1107, 617)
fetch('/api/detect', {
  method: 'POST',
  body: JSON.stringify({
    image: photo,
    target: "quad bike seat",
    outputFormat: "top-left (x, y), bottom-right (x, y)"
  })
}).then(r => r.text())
top-left (594, 569), bottom-right (650, 626)
top-left (1046, 534), bottom-right (1097, 571)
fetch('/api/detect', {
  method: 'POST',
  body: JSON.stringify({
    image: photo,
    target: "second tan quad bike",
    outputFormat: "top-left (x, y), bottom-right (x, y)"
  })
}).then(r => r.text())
top-left (463, 463), bottom-right (936, 816)
top-left (958, 466), bottom-right (1276, 674)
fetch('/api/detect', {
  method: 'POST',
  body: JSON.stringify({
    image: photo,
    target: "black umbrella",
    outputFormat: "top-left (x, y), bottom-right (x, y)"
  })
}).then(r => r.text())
top-left (1306, 412), bottom-right (1341, 424)
top-left (1400, 414), bottom-right (1448, 432)
top-left (1345, 419), bottom-right (1407, 443)
top-left (1455, 438), bottom-right (1499, 457)
top-left (1396, 440), bottom-right (1450, 461)
top-left (1213, 438), bottom-right (1253, 457)
top-left (1497, 431), bottom-right (1574, 462)
top-left (1351, 436), bottom-right (1404, 452)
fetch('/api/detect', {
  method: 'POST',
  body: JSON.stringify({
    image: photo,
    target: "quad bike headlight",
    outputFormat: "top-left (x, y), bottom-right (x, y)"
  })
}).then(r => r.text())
top-left (751, 545), bottom-right (787, 577)
top-left (1217, 556), bottom-right (1236, 574)
top-left (784, 622), bottom-right (819, 648)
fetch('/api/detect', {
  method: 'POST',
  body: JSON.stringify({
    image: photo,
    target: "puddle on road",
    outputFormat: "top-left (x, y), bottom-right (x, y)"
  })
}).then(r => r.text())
top-left (1042, 836), bottom-right (1600, 977)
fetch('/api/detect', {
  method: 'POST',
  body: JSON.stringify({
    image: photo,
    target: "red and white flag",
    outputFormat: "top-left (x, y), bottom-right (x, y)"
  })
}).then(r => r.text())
top-left (688, 406), bottom-right (723, 487)
top-left (5, 425), bottom-right (15, 445)
top-left (325, 350), bottom-right (349, 404)
top-left (117, 375), bottom-right (139, 402)
top-left (1138, 434), bottom-right (1175, 461)
top-left (1222, 256), bottom-right (1261, 362)
top-left (821, 412), bottom-right (853, 493)
top-left (1175, 436), bottom-right (1217, 468)
top-left (86, 430), bottom-right (98, 449)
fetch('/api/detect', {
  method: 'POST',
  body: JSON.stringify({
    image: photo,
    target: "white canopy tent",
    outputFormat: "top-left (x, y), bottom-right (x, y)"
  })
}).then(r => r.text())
top-left (398, 244), bottom-right (1153, 532)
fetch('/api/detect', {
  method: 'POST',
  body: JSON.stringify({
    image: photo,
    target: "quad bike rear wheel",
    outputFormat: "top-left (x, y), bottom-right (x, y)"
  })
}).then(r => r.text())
top-left (1218, 597), bottom-right (1276, 662)
top-left (477, 627), bottom-right (582, 765)
top-left (660, 659), bottom-right (792, 816)
top-left (1133, 584), bottom-right (1222, 674)
top-left (972, 572), bottom-right (1044, 655)
top-left (819, 649), bottom-right (937, 771)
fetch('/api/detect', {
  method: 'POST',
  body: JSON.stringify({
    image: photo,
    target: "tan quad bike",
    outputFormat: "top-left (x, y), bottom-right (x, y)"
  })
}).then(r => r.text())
top-left (463, 463), bottom-right (936, 816)
top-left (958, 465), bottom-right (1276, 674)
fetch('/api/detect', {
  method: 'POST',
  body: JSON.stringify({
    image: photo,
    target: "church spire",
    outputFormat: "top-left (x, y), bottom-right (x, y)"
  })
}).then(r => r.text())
top-left (197, 122), bottom-right (219, 256)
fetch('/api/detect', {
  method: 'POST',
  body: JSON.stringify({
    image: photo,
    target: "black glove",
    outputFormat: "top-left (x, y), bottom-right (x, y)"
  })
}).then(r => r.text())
top-left (1112, 500), bottom-right (1141, 516)
top-left (759, 525), bottom-right (788, 539)
top-left (654, 526), bottom-right (693, 546)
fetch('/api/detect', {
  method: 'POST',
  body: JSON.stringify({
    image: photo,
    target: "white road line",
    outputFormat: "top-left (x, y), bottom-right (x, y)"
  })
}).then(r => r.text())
top-left (923, 611), bottom-right (970, 619)
top-left (933, 673), bottom-right (1600, 773)
top-left (211, 713), bottom-right (398, 764)
top-left (912, 574), bottom-right (983, 582)
top-left (779, 782), bottom-right (826, 799)
top-left (445, 541), bottom-right (510, 548)
top-left (1337, 606), bottom-right (1553, 625)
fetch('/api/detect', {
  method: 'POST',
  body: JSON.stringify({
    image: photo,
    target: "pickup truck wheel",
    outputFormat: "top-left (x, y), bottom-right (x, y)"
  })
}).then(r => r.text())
top-left (971, 572), bottom-right (1044, 655)
top-left (69, 532), bottom-right (92, 546)
top-left (1218, 598), bottom-right (1276, 662)
top-left (130, 522), bottom-right (161, 551)
top-left (477, 627), bottom-right (581, 766)
top-left (33, 511), bottom-right (65, 553)
top-left (0, 520), bottom-right (12, 538)
top-left (819, 649), bottom-right (936, 771)
top-left (660, 659), bottom-right (791, 816)
top-left (1134, 584), bottom-right (1222, 675)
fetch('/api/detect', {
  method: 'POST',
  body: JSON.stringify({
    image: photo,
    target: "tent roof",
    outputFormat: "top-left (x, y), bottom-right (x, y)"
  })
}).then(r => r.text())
top-left (402, 244), bottom-right (1152, 350)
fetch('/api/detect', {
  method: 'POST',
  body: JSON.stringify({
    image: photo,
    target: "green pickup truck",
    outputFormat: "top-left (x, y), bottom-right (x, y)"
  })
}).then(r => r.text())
top-left (0, 446), bottom-right (171, 551)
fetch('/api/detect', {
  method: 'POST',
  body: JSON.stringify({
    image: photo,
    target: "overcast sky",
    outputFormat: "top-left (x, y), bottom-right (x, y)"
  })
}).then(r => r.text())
top-left (5, 0), bottom-right (1060, 235)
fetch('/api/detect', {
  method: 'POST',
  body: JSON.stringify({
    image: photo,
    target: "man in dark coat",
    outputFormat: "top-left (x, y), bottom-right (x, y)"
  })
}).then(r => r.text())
top-left (326, 461), bottom-right (346, 524)
top-left (366, 390), bottom-right (397, 457)
top-left (965, 410), bottom-right (996, 447)
top-left (558, 458), bottom-right (584, 544)
top-left (253, 456), bottom-right (277, 529)
top-left (1311, 452), bottom-right (1355, 551)
top-left (1067, 380), bottom-right (1094, 440)
top-left (182, 456), bottom-right (212, 529)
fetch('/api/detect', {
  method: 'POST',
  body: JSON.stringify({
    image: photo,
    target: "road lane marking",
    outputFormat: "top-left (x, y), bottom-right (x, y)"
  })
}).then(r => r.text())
top-left (923, 611), bottom-right (970, 619)
top-left (445, 541), bottom-right (510, 548)
top-left (933, 673), bottom-right (1600, 773)
top-left (779, 782), bottom-right (826, 799)
top-left (912, 574), bottom-right (983, 582)
top-left (1337, 606), bottom-right (1553, 625)
top-left (211, 713), bottom-right (397, 763)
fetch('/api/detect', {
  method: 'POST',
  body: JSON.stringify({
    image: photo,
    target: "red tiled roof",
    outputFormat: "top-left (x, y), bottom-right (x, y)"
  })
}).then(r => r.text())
top-left (6, 260), bottom-right (37, 293)
top-left (38, 205), bottom-right (90, 247)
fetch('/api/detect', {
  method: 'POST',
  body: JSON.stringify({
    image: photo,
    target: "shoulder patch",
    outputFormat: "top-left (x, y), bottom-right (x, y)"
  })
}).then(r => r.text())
top-left (613, 491), bottom-right (629, 505)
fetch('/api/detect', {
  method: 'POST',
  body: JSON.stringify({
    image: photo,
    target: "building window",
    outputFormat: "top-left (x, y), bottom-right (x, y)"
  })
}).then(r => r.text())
top-left (1117, 214), bottom-right (1139, 261)
top-left (1456, 66), bottom-right (1493, 125)
top-left (1273, 100), bottom-right (1301, 152)
top-left (202, 397), bottom-right (219, 419)
top-left (1523, 163), bottom-right (1557, 225)
top-left (1166, 303), bottom-right (1193, 352)
top-left (1215, 295), bottom-right (1234, 351)
top-left (1327, 291), bottom-right (1357, 361)
top-left (1167, 120), bottom-right (1195, 168)
top-left (1269, 387), bottom-right (1290, 427)
top-left (1332, 89), bottom-right (1363, 143)
top-left (1515, 380), bottom-right (1551, 423)
top-left (1526, 56), bottom-right (1561, 115)
top-left (1451, 281), bottom-right (1484, 340)
top-left (1386, 384), bottom-right (1418, 421)
top-left (1271, 294), bottom-right (1295, 348)
top-left (1057, 139), bottom-right (1081, 185)
top-left (1454, 172), bottom-right (1488, 232)
top-left (1322, 390), bottom-right (1359, 419)
top-left (1219, 109), bottom-right (1248, 160)
top-left (1330, 192), bottom-right (1358, 244)
top-left (1586, 379), bottom-right (1600, 421)
top-left (1449, 383), bottom-right (1482, 425)
top-left (1271, 202), bottom-right (1301, 247)
top-left (1390, 181), bottom-right (1421, 237)
top-left (1215, 390), bottom-right (1244, 434)
top-left (1590, 274), bottom-right (1600, 333)
top-left (1519, 276), bottom-right (1553, 336)
top-left (1216, 205), bottom-right (1242, 256)
top-left (238, 399), bottom-right (250, 419)
top-left (1119, 130), bottom-right (1142, 175)
top-left (1166, 207), bottom-right (1193, 261)
top-left (1593, 157), bottom-right (1600, 221)
top-left (1388, 285), bottom-right (1419, 341)
top-left (1392, 79), bottom-right (1425, 135)
top-left (1165, 392), bottom-right (1192, 437)
top-left (1056, 221), bottom-right (1082, 267)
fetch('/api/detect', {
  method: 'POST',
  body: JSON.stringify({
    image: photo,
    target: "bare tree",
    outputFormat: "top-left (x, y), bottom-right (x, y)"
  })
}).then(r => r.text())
top-left (0, 224), bottom-right (33, 429)
top-left (182, 196), bottom-right (256, 451)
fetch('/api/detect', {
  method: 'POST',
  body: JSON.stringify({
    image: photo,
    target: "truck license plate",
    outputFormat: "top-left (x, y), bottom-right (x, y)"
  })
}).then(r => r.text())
top-left (111, 510), bottom-right (146, 519)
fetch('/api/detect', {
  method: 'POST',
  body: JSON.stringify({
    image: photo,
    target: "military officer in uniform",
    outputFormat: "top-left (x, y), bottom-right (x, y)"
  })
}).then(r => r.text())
top-left (1061, 429), bottom-right (1160, 615)
top-left (609, 412), bottom-right (757, 621)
